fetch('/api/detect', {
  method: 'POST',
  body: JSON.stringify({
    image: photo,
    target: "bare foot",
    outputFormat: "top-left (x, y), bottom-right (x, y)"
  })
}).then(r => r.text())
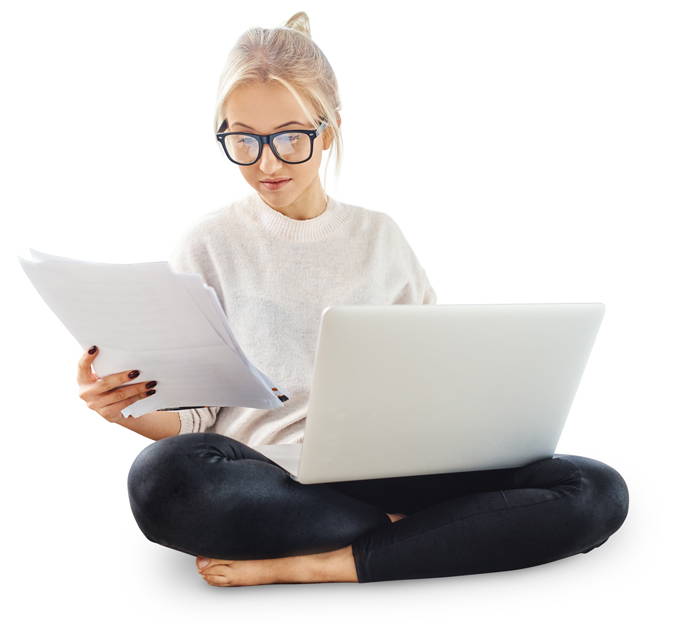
top-left (196, 514), bottom-right (409, 586)
top-left (196, 544), bottom-right (359, 587)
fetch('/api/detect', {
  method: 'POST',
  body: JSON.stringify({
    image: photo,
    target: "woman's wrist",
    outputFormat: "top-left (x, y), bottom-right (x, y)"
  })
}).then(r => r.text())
top-left (114, 410), bottom-right (181, 440)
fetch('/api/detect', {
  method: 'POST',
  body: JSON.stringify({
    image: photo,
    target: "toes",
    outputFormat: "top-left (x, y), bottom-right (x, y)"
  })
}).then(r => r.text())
top-left (196, 556), bottom-right (233, 572)
top-left (203, 564), bottom-right (231, 578)
top-left (204, 574), bottom-right (233, 587)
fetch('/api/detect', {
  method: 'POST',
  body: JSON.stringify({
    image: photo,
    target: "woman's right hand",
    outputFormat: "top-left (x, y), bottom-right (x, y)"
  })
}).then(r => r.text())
top-left (77, 345), bottom-right (158, 423)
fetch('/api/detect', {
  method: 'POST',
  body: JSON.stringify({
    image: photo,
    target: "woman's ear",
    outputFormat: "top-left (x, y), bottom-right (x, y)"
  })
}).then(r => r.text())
top-left (323, 113), bottom-right (341, 150)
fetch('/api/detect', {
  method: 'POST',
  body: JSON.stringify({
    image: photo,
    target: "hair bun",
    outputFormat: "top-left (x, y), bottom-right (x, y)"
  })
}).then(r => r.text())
top-left (284, 11), bottom-right (311, 38)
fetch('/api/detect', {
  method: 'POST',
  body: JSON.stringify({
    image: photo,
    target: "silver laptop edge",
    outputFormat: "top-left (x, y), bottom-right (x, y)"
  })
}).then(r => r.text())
top-left (256, 303), bottom-right (605, 484)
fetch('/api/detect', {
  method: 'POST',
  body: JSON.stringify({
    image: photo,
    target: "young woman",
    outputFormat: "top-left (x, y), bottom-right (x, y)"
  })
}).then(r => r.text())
top-left (79, 12), bottom-right (629, 587)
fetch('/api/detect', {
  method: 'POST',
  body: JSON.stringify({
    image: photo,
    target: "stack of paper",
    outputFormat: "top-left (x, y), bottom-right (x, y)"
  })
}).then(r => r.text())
top-left (18, 248), bottom-right (289, 418)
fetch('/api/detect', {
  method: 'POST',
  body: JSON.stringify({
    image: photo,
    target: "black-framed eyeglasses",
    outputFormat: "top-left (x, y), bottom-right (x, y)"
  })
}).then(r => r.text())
top-left (216, 118), bottom-right (329, 165)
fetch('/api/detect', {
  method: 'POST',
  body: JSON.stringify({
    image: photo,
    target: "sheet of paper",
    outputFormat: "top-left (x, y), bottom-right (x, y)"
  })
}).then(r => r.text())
top-left (28, 248), bottom-right (248, 361)
top-left (18, 248), bottom-right (289, 417)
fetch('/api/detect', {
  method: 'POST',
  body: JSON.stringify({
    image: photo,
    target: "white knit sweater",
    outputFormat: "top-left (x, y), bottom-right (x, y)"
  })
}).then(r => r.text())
top-left (165, 191), bottom-right (436, 447)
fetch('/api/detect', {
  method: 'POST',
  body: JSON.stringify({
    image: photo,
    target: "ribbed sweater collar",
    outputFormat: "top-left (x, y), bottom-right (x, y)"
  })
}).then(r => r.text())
top-left (244, 192), bottom-right (352, 241)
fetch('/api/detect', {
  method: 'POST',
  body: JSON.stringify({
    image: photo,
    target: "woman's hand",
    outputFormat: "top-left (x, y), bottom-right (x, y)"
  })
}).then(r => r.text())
top-left (77, 345), bottom-right (158, 423)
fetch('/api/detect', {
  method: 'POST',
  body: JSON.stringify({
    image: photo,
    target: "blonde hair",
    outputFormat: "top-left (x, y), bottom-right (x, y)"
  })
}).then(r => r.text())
top-left (213, 11), bottom-right (343, 184)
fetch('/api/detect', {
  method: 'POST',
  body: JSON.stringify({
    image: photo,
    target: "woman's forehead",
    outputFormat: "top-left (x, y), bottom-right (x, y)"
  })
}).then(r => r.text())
top-left (229, 119), bottom-right (308, 131)
top-left (226, 84), bottom-right (314, 131)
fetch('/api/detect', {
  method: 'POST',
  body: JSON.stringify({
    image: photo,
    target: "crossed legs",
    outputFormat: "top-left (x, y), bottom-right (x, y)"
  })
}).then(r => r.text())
top-left (127, 432), bottom-right (629, 585)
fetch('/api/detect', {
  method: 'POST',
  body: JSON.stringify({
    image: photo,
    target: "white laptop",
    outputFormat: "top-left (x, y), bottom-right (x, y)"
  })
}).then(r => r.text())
top-left (255, 303), bottom-right (605, 485)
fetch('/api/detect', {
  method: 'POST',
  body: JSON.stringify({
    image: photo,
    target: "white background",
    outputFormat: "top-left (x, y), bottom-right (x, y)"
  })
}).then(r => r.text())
top-left (1, 0), bottom-right (671, 626)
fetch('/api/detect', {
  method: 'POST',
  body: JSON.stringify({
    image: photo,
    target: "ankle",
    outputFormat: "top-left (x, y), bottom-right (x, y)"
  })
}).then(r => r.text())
top-left (311, 545), bottom-right (358, 583)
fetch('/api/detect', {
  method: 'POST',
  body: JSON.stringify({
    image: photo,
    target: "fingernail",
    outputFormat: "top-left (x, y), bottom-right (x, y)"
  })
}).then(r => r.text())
top-left (146, 389), bottom-right (156, 396)
top-left (146, 380), bottom-right (157, 389)
top-left (197, 559), bottom-right (209, 569)
top-left (88, 345), bottom-right (97, 354)
top-left (128, 370), bottom-right (140, 379)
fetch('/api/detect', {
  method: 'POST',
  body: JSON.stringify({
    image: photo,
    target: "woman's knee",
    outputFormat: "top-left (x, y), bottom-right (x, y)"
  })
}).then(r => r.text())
top-left (127, 435), bottom-right (197, 540)
top-left (126, 433), bottom-right (269, 542)
top-left (556, 453), bottom-right (630, 542)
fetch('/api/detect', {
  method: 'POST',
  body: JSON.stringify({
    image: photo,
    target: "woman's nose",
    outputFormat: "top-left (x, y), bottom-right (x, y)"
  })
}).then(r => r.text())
top-left (259, 142), bottom-right (283, 171)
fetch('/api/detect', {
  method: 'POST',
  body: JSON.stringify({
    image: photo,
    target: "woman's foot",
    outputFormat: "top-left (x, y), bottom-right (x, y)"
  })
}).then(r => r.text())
top-left (196, 544), bottom-right (359, 587)
top-left (196, 512), bottom-right (408, 587)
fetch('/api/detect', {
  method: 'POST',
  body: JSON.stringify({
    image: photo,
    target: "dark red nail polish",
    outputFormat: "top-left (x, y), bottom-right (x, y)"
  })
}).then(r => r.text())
top-left (146, 381), bottom-right (157, 389)
top-left (146, 389), bottom-right (156, 396)
top-left (128, 370), bottom-right (140, 379)
top-left (88, 345), bottom-right (97, 354)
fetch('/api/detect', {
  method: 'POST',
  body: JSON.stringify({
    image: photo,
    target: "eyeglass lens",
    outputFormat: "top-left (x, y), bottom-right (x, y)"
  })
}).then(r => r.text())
top-left (224, 132), bottom-right (311, 164)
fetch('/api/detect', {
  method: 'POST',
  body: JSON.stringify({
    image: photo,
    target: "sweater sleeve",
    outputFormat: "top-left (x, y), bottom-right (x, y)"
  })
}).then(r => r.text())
top-left (164, 221), bottom-right (224, 432)
top-left (418, 265), bottom-right (438, 305)
top-left (176, 407), bottom-right (219, 434)
top-left (167, 223), bottom-right (211, 282)
top-left (156, 406), bottom-right (220, 434)
top-left (384, 215), bottom-right (438, 305)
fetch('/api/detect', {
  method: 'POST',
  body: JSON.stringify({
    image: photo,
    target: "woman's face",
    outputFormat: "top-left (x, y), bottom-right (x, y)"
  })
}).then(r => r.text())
top-left (223, 82), bottom-right (335, 204)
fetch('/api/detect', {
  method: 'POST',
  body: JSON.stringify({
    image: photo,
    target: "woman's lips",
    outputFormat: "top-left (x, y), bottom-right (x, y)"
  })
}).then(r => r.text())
top-left (261, 178), bottom-right (292, 191)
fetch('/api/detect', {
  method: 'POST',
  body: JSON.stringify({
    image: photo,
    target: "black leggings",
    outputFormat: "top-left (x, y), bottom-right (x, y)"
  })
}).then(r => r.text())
top-left (127, 432), bottom-right (629, 583)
